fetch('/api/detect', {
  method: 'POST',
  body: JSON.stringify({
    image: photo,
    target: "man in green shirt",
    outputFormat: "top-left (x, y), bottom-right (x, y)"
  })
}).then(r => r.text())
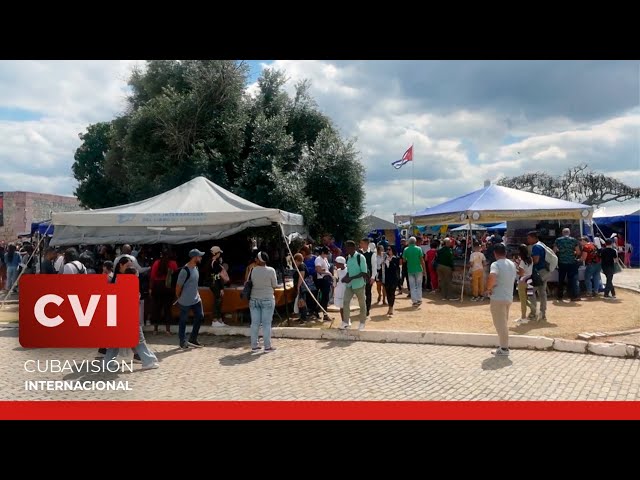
top-left (553, 228), bottom-right (581, 301)
top-left (340, 240), bottom-right (369, 331)
top-left (402, 237), bottom-right (426, 306)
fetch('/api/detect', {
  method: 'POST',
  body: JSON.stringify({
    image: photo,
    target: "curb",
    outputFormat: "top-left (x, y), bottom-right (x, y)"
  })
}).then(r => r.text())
top-left (141, 325), bottom-right (639, 359)
top-left (1, 321), bottom-right (636, 359)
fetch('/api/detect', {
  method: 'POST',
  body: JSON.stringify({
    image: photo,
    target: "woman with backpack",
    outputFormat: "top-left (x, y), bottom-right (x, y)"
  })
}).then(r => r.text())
top-left (149, 249), bottom-right (178, 335)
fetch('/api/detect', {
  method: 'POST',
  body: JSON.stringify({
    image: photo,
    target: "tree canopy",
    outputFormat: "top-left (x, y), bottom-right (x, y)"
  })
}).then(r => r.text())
top-left (72, 60), bottom-right (365, 240)
top-left (498, 164), bottom-right (640, 206)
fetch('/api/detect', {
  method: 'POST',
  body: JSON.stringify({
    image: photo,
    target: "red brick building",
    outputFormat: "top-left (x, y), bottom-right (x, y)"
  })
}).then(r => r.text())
top-left (0, 191), bottom-right (80, 243)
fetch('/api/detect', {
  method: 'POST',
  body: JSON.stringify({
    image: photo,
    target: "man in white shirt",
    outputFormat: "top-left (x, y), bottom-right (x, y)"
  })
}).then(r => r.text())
top-left (593, 234), bottom-right (604, 249)
top-left (114, 244), bottom-right (150, 274)
top-left (314, 247), bottom-right (333, 321)
top-left (485, 244), bottom-right (517, 357)
top-left (53, 249), bottom-right (65, 273)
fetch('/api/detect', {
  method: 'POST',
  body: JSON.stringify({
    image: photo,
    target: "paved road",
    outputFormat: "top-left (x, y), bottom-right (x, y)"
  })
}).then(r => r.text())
top-left (1, 328), bottom-right (638, 401)
top-left (612, 268), bottom-right (640, 293)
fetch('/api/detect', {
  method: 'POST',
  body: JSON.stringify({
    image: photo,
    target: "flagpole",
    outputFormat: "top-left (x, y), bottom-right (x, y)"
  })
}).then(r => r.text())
top-left (411, 145), bottom-right (415, 214)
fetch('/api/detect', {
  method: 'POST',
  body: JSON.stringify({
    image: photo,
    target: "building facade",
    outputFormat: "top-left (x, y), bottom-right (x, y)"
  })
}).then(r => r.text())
top-left (0, 191), bottom-right (80, 243)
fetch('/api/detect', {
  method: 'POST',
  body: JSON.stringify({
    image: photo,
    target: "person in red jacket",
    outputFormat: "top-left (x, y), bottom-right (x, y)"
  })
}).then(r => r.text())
top-left (149, 249), bottom-right (178, 335)
top-left (426, 239), bottom-right (439, 292)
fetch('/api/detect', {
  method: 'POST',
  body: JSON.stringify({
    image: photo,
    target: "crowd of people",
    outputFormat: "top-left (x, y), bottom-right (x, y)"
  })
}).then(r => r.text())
top-left (0, 226), bottom-right (630, 362)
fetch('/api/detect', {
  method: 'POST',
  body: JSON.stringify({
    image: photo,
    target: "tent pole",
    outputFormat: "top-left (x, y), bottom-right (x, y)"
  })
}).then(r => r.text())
top-left (460, 218), bottom-right (471, 302)
top-left (278, 223), bottom-right (332, 326)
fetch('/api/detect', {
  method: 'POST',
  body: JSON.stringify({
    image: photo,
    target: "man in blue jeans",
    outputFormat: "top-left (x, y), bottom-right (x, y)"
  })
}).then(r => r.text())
top-left (175, 249), bottom-right (205, 349)
top-left (554, 228), bottom-right (582, 301)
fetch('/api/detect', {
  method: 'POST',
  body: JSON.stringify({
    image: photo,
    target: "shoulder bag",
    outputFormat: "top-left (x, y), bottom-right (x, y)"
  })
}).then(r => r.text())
top-left (241, 267), bottom-right (254, 300)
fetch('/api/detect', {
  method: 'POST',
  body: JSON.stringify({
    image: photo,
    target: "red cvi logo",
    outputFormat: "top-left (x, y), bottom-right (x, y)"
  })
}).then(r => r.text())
top-left (19, 275), bottom-right (139, 348)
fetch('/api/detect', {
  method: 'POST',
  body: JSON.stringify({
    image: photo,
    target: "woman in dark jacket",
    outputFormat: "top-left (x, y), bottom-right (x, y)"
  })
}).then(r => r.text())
top-left (599, 238), bottom-right (619, 299)
top-left (383, 245), bottom-right (401, 316)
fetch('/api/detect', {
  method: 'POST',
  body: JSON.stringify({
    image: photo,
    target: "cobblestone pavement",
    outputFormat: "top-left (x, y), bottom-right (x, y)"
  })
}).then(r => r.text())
top-left (613, 268), bottom-right (640, 293)
top-left (1, 328), bottom-right (638, 401)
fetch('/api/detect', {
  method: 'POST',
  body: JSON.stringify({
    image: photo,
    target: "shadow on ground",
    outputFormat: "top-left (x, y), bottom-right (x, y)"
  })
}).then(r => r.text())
top-left (481, 357), bottom-right (513, 370)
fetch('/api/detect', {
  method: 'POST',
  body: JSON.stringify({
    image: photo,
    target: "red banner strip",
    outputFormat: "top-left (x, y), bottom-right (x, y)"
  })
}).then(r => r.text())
top-left (1, 401), bottom-right (639, 420)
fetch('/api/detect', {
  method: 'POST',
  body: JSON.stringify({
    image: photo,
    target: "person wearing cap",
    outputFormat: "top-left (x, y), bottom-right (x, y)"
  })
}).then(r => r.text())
top-left (175, 249), bottom-right (206, 349)
top-left (209, 246), bottom-right (228, 327)
top-left (332, 256), bottom-right (348, 324)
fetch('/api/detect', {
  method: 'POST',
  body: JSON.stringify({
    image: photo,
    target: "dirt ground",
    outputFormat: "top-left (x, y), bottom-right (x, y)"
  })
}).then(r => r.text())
top-left (310, 289), bottom-right (640, 340)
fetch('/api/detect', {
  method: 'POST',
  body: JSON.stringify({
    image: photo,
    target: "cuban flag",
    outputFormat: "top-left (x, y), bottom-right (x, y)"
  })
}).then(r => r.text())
top-left (391, 145), bottom-right (413, 169)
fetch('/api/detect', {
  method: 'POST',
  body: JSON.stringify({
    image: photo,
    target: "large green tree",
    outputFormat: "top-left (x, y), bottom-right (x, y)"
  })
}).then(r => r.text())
top-left (72, 60), bottom-right (365, 240)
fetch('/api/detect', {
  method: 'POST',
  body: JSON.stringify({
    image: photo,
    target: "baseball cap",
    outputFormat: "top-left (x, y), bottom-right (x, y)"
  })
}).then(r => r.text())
top-left (335, 256), bottom-right (346, 264)
top-left (210, 246), bottom-right (223, 255)
top-left (189, 249), bottom-right (205, 258)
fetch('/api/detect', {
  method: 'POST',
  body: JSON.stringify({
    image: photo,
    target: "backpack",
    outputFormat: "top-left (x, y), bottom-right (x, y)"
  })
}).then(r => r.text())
top-left (69, 261), bottom-right (87, 274)
top-left (355, 252), bottom-right (370, 282)
top-left (172, 265), bottom-right (191, 290)
top-left (362, 250), bottom-right (373, 275)
top-left (537, 241), bottom-right (558, 272)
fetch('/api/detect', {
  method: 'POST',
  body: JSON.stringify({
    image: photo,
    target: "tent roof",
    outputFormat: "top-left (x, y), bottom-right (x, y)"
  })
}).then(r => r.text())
top-left (450, 223), bottom-right (487, 231)
top-left (53, 176), bottom-right (303, 228)
top-left (412, 184), bottom-right (593, 225)
top-left (51, 177), bottom-right (304, 246)
top-left (363, 215), bottom-right (399, 231)
top-left (593, 202), bottom-right (640, 219)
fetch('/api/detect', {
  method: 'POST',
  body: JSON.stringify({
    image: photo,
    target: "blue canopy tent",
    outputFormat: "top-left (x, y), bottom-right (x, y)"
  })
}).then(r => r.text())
top-left (412, 184), bottom-right (593, 225)
top-left (487, 222), bottom-right (507, 230)
top-left (592, 203), bottom-right (640, 266)
top-left (411, 184), bottom-right (594, 300)
top-left (362, 215), bottom-right (401, 247)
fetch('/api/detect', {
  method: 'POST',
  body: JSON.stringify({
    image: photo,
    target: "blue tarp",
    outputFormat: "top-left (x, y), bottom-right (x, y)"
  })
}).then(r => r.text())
top-left (592, 205), bottom-right (640, 266)
top-left (488, 222), bottom-right (507, 230)
top-left (31, 220), bottom-right (54, 236)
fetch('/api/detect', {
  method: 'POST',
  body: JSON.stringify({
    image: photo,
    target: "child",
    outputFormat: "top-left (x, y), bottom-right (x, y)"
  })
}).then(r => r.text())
top-left (469, 242), bottom-right (487, 301)
top-left (333, 256), bottom-right (348, 324)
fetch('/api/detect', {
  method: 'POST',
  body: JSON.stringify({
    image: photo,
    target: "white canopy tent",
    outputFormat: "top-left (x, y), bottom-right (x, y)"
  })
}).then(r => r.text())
top-left (51, 176), bottom-right (305, 246)
top-left (412, 184), bottom-right (593, 225)
top-left (450, 223), bottom-right (487, 232)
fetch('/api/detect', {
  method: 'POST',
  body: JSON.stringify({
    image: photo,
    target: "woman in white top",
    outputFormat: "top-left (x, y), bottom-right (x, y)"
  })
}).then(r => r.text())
top-left (249, 251), bottom-right (279, 353)
top-left (515, 244), bottom-right (534, 325)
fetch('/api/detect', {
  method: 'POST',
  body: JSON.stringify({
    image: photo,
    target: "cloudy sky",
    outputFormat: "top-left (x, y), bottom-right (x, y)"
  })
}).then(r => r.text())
top-left (1, 60), bottom-right (638, 222)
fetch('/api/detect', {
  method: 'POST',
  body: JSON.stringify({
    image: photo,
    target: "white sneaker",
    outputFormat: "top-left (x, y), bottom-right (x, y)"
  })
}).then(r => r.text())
top-left (348, 320), bottom-right (352, 327)
top-left (515, 318), bottom-right (529, 326)
top-left (141, 362), bottom-right (160, 370)
top-left (358, 323), bottom-right (365, 331)
top-left (339, 322), bottom-right (349, 330)
top-left (491, 347), bottom-right (510, 357)
top-left (211, 321), bottom-right (228, 328)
